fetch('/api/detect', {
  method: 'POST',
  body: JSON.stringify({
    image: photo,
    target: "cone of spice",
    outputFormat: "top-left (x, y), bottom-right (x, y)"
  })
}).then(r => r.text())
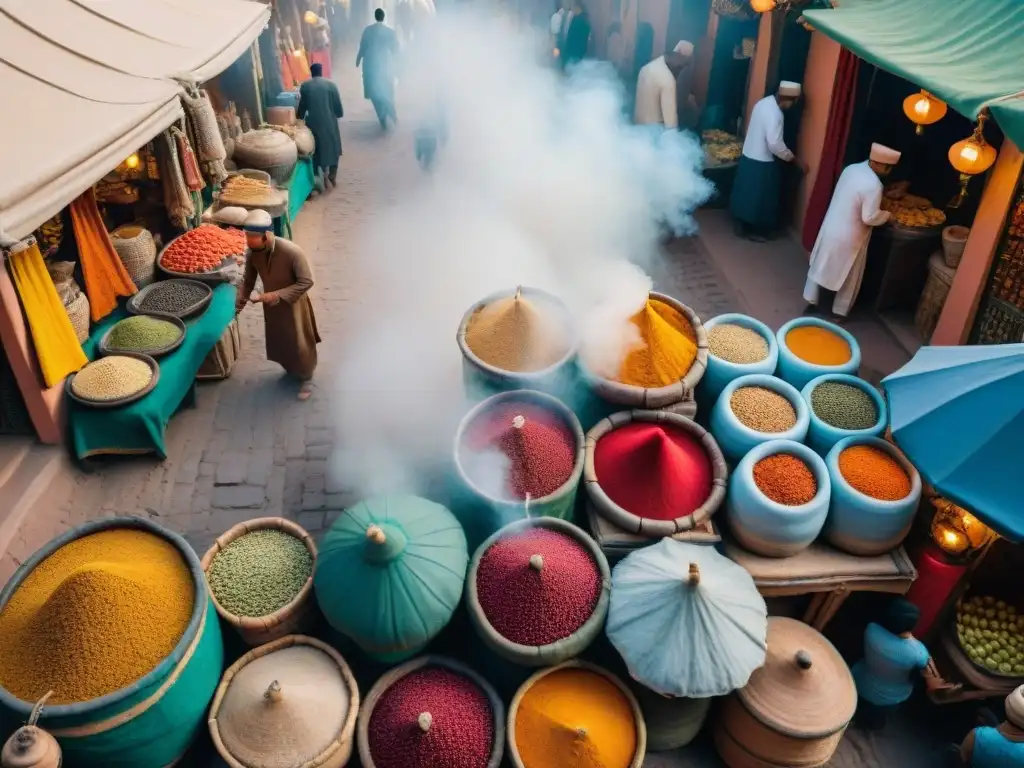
top-left (614, 298), bottom-right (699, 388)
top-left (463, 286), bottom-right (570, 373)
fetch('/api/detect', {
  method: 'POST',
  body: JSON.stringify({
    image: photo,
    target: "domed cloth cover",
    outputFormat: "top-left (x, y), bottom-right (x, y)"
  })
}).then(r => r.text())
top-left (209, 635), bottom-right (359, 768)
top-left (315, 496), bottom-right (469, 662)
top-left (607, 538), bottom-right (767, 698)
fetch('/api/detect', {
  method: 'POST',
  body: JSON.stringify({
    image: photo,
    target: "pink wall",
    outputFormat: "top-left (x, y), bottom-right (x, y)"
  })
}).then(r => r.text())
top-left (932, 141), bottom-right (1024, 345)
top-left (743, 12), bottom-right (772, 131)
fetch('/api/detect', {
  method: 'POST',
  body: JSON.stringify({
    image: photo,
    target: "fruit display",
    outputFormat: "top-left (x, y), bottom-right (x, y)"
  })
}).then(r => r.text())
top-left (955, 594), bottom-right (1024, 677)
top-left (881, 183), bottom-right (946, 228)
top-left (159, 225), bottom-right (247, 274)
top-left (703, 130), bottom-right (742, 167)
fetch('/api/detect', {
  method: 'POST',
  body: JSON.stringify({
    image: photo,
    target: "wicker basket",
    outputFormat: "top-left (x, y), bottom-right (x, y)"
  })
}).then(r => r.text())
top-left (208, 635), bottom-right (359, 768)
top-left (292, 124), bottom-right (315, 157)
top-left (508, 660), bottom-right (647, 768)
top-left (201, 518), bottom-right (318, 646)
top-left (111, 225), bottom-right (157, 287)
top-left (65, 292), bottom-right (90, 343)
top-left (357, 655), bottom-right (505, 768)
top-left (233, 129), bottom-right (298, 179)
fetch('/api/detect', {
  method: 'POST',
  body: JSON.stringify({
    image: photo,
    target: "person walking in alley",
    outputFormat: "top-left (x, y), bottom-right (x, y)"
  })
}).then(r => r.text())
top-left (560, 1), bottom-right (591, 68)
top-left (297, 63), bottom-right (344, 189)
top-left (236, 211), bottom-right (322, 401)
top-left (803, 143), bottom-right (900, 320)
top-left (730, 81), bottom-right (807, 241)
top-left (634, 41), bottom-right (692, 131)
top-left (357, 8), bottom-right (400, 130)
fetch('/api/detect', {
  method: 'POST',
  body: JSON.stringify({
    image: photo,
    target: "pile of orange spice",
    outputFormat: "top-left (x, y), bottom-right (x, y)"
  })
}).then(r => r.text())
top-left (753, 454), bottom-right (817, 505)
top-left (616, 299), bottom-right (698, 388)
top-left (785, 325), bottom-right (851, 366)
top-left (838, 445), bottom-right (911, 501)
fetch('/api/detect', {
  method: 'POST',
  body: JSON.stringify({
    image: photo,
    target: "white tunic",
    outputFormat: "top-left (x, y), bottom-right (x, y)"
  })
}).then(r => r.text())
top-left (634, 56), bottom-right (677, 129)
top-left (742, 96), bottom-right (793, 162)
top-left (807, 161), bottom-right (890, 291)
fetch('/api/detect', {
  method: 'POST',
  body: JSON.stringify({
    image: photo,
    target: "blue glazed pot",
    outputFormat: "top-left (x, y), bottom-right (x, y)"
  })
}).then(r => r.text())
top-left (801, 374), bottom-right (888, 457)
top-left (726, 440), bottom-right (831, 557)
top-left (710, 374), bottom-right (809, 464)
top-left (697, 313), bottom-right (779, 410)
top-left (824, 436), bottom-right (922, 556)
top-left (776, 317), bottom-right (861, 391)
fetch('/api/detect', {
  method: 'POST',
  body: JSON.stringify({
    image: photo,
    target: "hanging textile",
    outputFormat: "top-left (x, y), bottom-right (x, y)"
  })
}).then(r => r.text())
top-left (310, 49), bottom-right (333, 79)
top-left (801, 49), bottom-right (861, 252)
top-left (173, 127), bottom-right (205, 192)
top-left (69, 189), bottom-right (138, 321)
top-left (6, 238), bottom-right (88, 387)
top-left (177, 81), bottom-right (228, 185)
top-left (155, 130), bottom-right (194, 230)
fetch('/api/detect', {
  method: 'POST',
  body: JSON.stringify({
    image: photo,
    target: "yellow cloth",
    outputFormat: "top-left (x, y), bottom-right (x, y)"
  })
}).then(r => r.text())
top-left (8, 240), bottom-right (88, 388)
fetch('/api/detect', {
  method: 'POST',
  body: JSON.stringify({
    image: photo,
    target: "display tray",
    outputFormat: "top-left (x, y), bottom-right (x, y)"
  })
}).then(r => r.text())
top-left (98, 314), bottom-right (187, 359)
top-left (65, 352), bottom-right (161, 409)
top-left (156, 233), bottom-right (244, 284)
top-left (885, 221), bottom-right (945, 238)
top-left (950, 605), bottom-right (1024, 680)
top-left (127, 279), bottom-right (213, 320)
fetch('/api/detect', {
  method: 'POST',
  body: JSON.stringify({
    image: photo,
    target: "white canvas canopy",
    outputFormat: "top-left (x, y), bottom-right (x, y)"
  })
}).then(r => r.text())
top-left (0, 0), bottom-right (270, 240)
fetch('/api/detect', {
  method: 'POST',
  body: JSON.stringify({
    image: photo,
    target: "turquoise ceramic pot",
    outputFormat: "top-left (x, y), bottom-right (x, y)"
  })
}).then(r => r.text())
top-left (801, 374), bottom-right (888, 457)
top-left (697, 313), bottom-right (779, 410)
top-left (726, 439), bottom-right (831, 557)
top-left (776, 317), bottom-right (861, 391)
top-left (710, 374), bottom-right (809, 464)
top-left (824, 436), bottom-right (922, 556)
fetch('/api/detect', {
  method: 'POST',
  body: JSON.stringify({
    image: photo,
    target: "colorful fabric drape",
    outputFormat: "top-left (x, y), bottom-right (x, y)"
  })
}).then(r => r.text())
top-left (173, 127), bottom-right (205, 192)
top-left (310, 49), bottom-right (333, 79)
top-left (280, 52), bottom-right (298, 90)
top-left (7, 239), bottom-right (88, 387)
top-left (69, 188), bottom-right (138, 321)
top-left (801, 49), bottom-right (860, 252)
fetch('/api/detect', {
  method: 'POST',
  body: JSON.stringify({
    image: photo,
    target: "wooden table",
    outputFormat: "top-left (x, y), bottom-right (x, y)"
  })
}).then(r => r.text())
top-left (722, 540), bottom-right (918, 631)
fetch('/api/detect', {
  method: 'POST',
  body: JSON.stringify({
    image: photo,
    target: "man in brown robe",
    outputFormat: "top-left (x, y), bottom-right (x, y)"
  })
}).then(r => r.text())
top-left (236, 210), bottom-right (322, 400)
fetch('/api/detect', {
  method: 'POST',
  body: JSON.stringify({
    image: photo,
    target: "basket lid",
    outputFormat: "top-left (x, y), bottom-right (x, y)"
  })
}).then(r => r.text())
top-left (216, 645), bottom-right (350, 768)
top-left (235, 128), bottom-right (296, 151)
top-left (737, 617), bottom-right (855, 739)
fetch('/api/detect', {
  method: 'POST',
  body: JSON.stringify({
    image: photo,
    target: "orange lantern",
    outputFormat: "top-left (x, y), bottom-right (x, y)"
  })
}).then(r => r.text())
top-left (750, 0), bottom-right (776, 11)
top-left (930, 497), bottom-right (996, 557)
top-left (948, 113), bottom-right (999, 207)
top-left (902, 90), bottom-right (947, 135)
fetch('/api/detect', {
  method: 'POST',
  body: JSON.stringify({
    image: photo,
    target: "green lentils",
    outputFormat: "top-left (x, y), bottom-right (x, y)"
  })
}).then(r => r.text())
top-left (811, 381), bottom-right (878, 430)
top-left (71, 356), bottom-right (153, 401)
top-left (207, 530), bottom-right (313, 618)
top-left (139, 281), bottom-right (209, 315)
top-left (708, 323), bottom-right (769, 364)
top-left (730, 386), bottom-right (797, 433)
top-left (107, 316), bottom-right (182, 352)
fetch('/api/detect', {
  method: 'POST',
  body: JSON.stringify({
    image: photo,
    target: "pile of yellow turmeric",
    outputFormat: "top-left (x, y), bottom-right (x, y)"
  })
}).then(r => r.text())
top-left (615, 299), bottom-right (698, 388)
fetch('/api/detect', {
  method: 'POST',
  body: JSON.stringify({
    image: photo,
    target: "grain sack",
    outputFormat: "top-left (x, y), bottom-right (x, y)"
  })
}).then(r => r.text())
top-left (111, 226), bottom-right (157, 287)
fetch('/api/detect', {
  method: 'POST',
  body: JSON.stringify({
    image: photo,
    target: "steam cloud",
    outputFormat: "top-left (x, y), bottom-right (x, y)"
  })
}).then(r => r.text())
top-left (329, 8), bottom-right (712, 497)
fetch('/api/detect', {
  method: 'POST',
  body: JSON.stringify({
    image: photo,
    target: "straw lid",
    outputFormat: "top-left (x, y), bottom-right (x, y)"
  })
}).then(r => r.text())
top-left (736, 617), bottom-right (855, 739)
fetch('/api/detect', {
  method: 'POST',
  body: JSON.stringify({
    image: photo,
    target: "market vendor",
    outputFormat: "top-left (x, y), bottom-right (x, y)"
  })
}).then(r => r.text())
top-left (236, 210), bottom-right (321, 401)
top-left (954, 685), bottom-right (1024, 766)
top-left (729, 81), bottom-right (806, 241)
top-left (803, 143), bottom-right (900, 320)
top-left (634, 42), bottom-right (691, 131)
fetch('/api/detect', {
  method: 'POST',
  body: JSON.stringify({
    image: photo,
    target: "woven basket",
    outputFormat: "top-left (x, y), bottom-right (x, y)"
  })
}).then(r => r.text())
top-left (357, 655), bottom-right (505, 768)
top-left (233, 129), bottom-right (298, 172)
top-left (292, 124), bottom-right (315, 157)
top-left (208, 635), bottom-right (359, 768)
top-left (111, 225), bottom-right (157, 287)
top-left (200, 518), bottom-right (318, 647)
top-left (508, 660), bottom-right (647, 768)
top-left (64, 292), bottom-right (91, 343)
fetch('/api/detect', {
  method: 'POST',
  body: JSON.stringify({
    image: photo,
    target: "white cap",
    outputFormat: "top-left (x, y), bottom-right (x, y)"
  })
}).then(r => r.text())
top-left (242, 209), bottom-right (273, 232)
top-left (674, 40), bottom-right (694, 57)
top-left (870, 143), bottom-right (902, 165)
top-left (1006, 686), bottom-right (1024, 729)
top-left (778, 80), bottom-right (802, 98)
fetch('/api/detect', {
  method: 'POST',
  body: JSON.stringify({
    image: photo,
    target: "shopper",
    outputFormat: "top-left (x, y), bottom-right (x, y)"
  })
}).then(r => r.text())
top-left (634, 41), bottom-right (691, 130)
top-left (356, 8), bottom-right (400, 130)
top-left (560, 1), bottom-right (591, 68)
top-left (297, 63), bottom-right (344, 188)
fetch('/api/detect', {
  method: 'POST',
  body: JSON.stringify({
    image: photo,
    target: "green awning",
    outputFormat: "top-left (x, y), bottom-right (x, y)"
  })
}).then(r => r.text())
top-left (803, 0), bottom-right (1024, 150)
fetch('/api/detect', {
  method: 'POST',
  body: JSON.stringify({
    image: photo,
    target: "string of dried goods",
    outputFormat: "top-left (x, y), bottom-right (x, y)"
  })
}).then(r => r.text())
top-left (137, 280), bottom-right (211, 315)
top-left (0, 528), bottom-right (194, 703)
top-left (464, 291), bottom-right (569, 373)
top-left (207, 529), bottom-right (313, 618)
top-left (614, 299), bottom-right (698, 388)
top-left (956, 595), bottom-right (1024, 676)
top-left (730, 386), bottom-right (797, 433)
top-left (753, 454), bottom-right (817, 506)
top-left (837, 445), bottom-right (911, 501)
top-left (70, 356), bottom-right (153, 402)
top-left (105, 316), bottom-right (182, 353)
top-left (708, 323), bottom-right (769, 364)
top-left (810, 381), bottom-right (878, 430)
top-left (160, 225), bottom-right (246, 274)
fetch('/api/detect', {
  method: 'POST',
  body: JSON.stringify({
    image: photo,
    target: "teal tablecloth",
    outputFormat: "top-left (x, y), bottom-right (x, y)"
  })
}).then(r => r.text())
top-left (288, 156), bottom-right (316, 222)
top-left (71, 284), bottom-right (236, 460)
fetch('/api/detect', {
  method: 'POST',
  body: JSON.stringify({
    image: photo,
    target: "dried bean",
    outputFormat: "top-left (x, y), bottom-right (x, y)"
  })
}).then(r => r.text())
top-left (71, 356), bottom-right (152, 401)
top-left (207, 530), bottom-right (312, 618)
top-left (708, 323), bottom-right (769, 364)
top-left (730, 386), bottom-right (797, 433)
top-left (107, 316), bottom-right (181, 352)
top-left (811, 381), bottom-right (878, 430)
top-left (138, 281), bottom-right (209, 315)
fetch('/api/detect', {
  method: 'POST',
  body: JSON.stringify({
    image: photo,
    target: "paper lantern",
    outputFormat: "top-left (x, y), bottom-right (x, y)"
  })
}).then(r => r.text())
top-left (903, 90), bottom-right (947, 135)
top-left (750, 0), bottom-right (775, 11)
top-left (948, 113), bottom-right (998, 207)
top-left (930, 497), bottom-right (996, 557)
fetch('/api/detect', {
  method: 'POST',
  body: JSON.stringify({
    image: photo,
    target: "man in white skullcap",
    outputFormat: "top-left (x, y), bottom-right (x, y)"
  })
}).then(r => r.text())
top-left (237, 210), bottom-right (322, 400)
top-left (634, 41), bottom-right (695, 130)
top-left (954, 684), bottom-right (1024, 765)
top-left (730, 80), bottom-right (806, 241)
top-left (803, 142), bottom-right (901, 320)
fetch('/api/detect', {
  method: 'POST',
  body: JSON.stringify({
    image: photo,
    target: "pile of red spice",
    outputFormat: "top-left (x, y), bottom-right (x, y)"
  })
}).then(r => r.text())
top-left (460, 403), bottom-right (576, 501)
top-left (368, 667), bottom-right (494, 768)
top-left (476, 528), bottom-right (601, 646)
top-left (753, 454), bottom-right (817, 505)
top-left (593, 422), bottom-right (713, 521)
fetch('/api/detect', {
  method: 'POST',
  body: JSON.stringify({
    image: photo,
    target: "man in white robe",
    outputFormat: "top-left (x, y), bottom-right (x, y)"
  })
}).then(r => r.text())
top-left (803, 143), bottom-right (901, 319)
top-left (634, 41), bottom-right (693, 129)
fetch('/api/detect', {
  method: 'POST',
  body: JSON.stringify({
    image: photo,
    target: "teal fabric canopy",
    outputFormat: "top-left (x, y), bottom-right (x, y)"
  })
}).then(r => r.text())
top-left (804, 0), bottom-right (1024, 150)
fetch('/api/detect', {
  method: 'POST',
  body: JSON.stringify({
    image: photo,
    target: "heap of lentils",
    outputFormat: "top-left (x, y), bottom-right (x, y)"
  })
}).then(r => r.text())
top-left (708, 323), bottom-right (769, 364)
top-left (753, 454), bottom-right (817, 505)
top-left (464, 292), bottom-right (568, 373)
top-left (476, 528), bottom-right (601, 646)
top-left (0, 529), bottom-right (193, 704)
top-left (730, 386), bottom-right (797, 433)
top-left (71, 356), bottom-right (153, 402)
top-left (460, 403), bottom-right (576, 501)
top-left (138, 280), bottom-right (209, 315)
top-left (207, 529), bottom-right (313, 618)
top-left (839, 445), bottom-right (912, 501)
top-left (811, 381), bottom-right (878, 430)
top-left (368, 666), bottom-right (494, 768)
top-left (107, 315), bottom-right (182, 352)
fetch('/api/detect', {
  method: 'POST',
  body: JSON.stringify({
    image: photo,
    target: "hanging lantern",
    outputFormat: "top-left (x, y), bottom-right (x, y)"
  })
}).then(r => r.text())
top-left (948, 113), bottom-right (998, 207)
top-left (303, 10), bottom-right (320, 24)
top-left (902, 90), bottom-right (948, 135)
top-left (750, 0), bottom-right (776, 12)
top-left (930, 497), bottom-right (997, 557)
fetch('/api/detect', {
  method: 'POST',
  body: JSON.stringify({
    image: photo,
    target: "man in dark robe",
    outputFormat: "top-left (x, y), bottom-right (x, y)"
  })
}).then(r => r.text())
top-left (560, 1), bottom-right (590, 68)
top-left (356, 8), bottom-right (400, 130)
top-left (297, 63), bottom-right (344, 188)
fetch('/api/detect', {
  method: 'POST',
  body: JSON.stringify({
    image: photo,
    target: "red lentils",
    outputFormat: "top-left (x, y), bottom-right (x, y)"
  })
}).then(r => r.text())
top-left (460, 403), bottom-right (576, 501)
top-left (368, 667), bottom-right (494, 768)
top-left (753, 454), bottom-right (817, 505)
top-left (838, 445), bottom-right (911, 501)
top-left (476, 528), bottom-right (600, 646)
